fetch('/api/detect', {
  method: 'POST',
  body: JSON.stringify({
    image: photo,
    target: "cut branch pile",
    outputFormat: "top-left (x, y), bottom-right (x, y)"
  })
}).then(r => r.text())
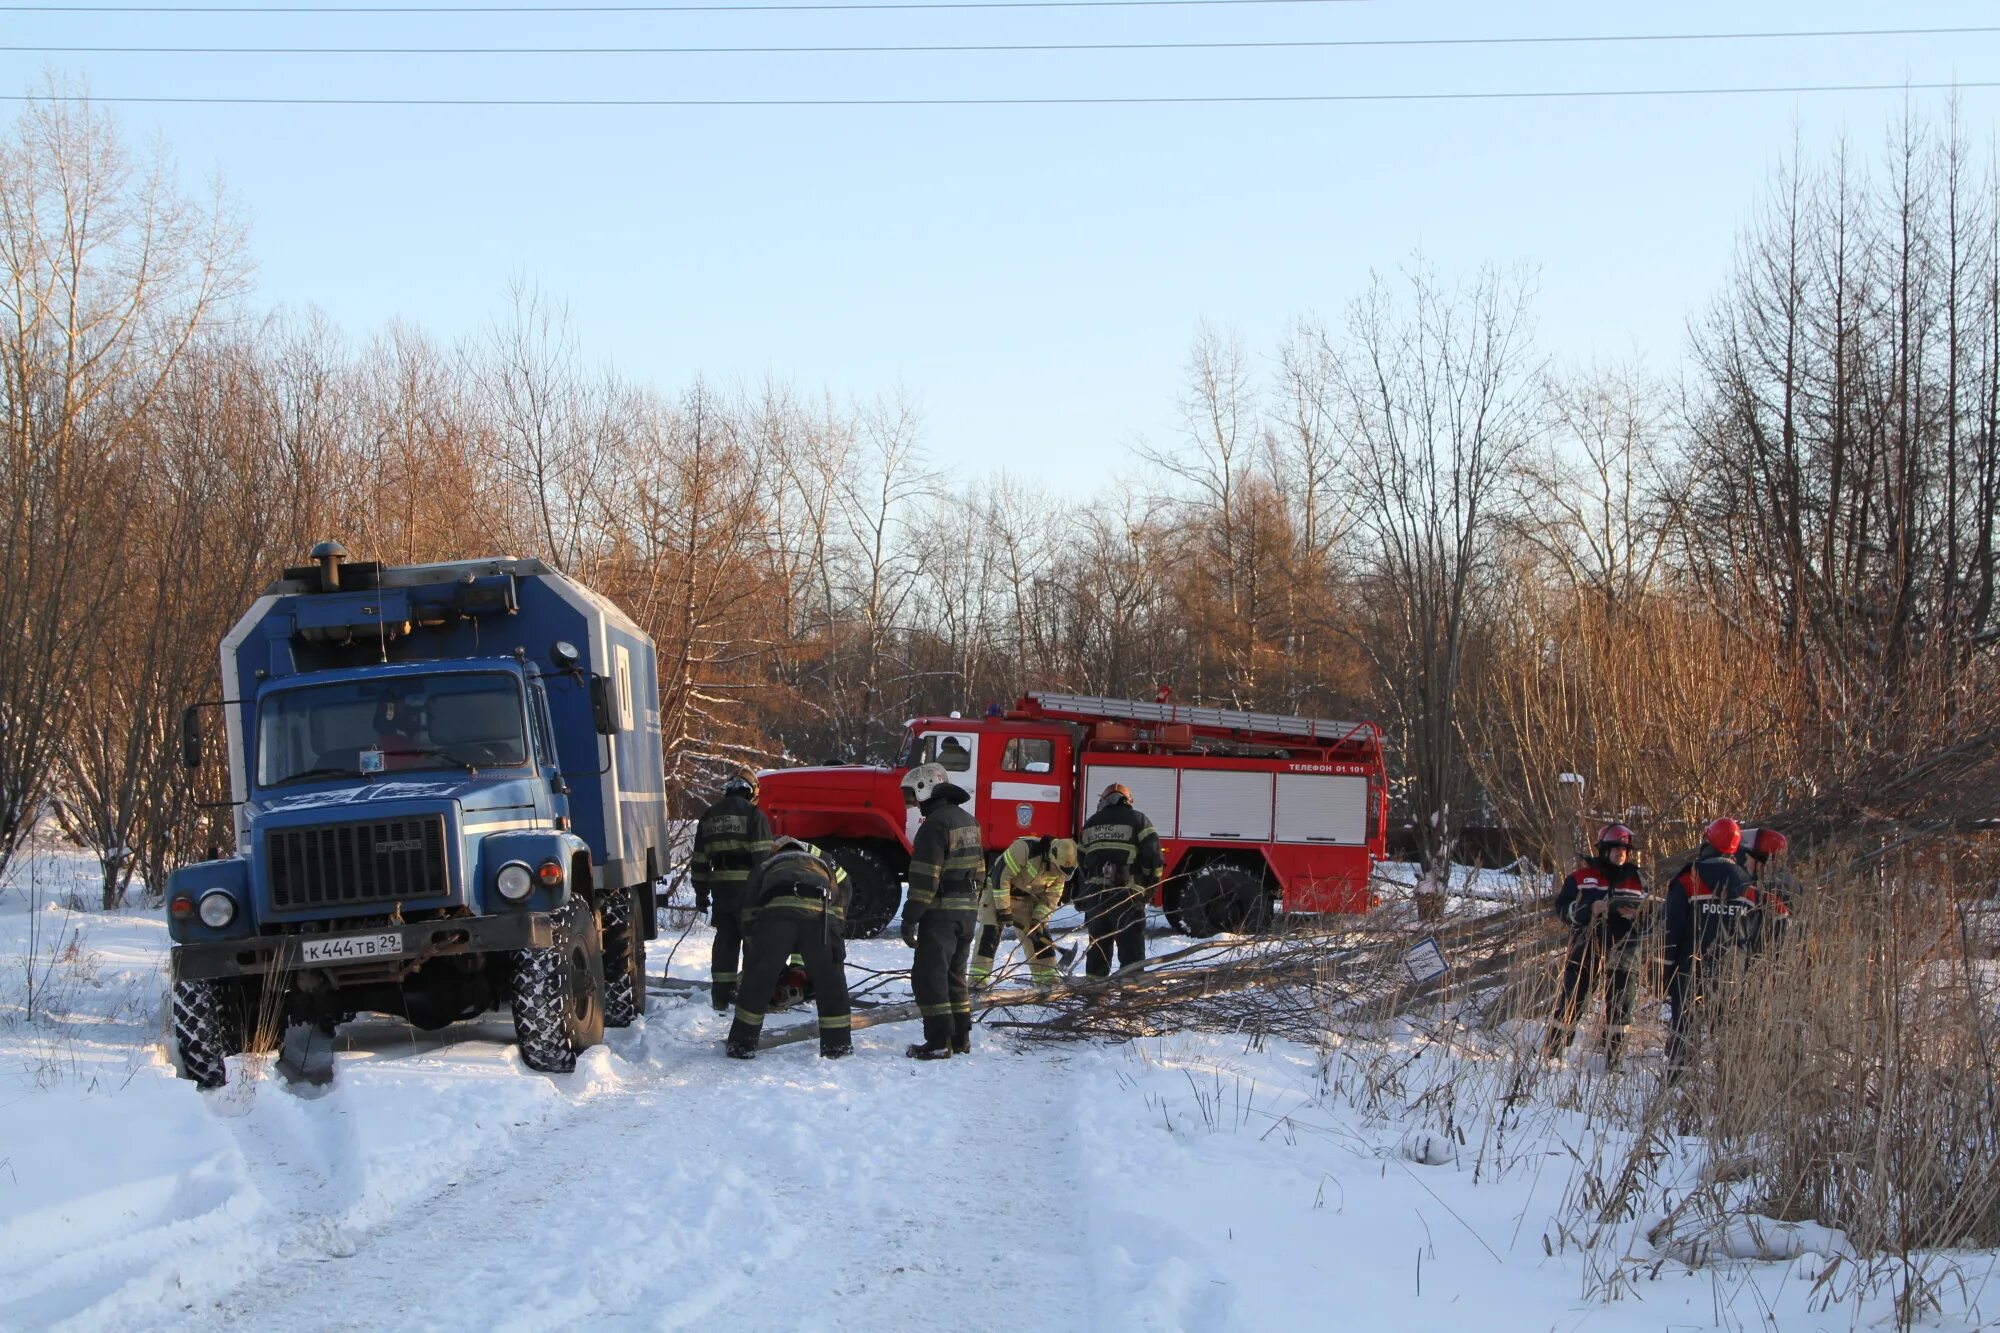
top-left (708, 905), bottom-right (1562, 1053)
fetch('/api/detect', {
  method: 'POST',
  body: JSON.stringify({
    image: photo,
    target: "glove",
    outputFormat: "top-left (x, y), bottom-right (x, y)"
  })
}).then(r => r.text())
top-left (901, 914), bottom-right (922, 948)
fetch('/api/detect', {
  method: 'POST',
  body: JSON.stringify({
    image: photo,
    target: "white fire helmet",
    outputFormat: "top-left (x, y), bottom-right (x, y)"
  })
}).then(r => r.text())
top-left (900, 762), bottom-right (949, 806)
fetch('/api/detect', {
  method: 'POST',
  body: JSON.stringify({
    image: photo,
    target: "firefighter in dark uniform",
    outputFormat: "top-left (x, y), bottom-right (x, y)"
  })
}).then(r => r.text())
top-left (1543, 822), bottom-right (1648, 1065)
top-left (1662, 817), bottom-right (1756, 1071)
top-left (1077, 783), bottom-right (1164, 979)
top-left (725, 837), bottom-right (853, 1059)
top-left (1735, 826), bottom-right (1793, 952)
top-left (690, 773), bottom-right (773, 1012)
top-left (899, 761), bottom-right (985, 1060)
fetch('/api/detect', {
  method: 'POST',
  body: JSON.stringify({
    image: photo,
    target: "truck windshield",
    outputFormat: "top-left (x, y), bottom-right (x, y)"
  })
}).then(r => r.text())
top-left (257, 673), bottom-right (530, 787)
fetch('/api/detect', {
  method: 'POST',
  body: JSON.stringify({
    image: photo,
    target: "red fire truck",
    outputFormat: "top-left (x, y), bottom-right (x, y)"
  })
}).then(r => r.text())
top-left (758, 691), bottom-right (1388, 938)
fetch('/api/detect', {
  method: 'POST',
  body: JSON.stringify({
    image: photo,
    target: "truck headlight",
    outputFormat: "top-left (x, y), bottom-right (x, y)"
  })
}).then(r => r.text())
top-left (197, 890), bottom-right (237, 929)
top-left (496, 862), bottom-right (535, 903)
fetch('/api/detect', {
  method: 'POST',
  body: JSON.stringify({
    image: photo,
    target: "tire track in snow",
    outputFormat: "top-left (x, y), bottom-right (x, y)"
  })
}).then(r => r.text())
top-left (179, 1005), bottom-right (1093, 1331)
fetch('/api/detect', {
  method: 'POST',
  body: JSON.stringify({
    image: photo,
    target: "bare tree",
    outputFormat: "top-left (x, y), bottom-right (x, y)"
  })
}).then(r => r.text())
top-left (0, 86), bottom-right (245, 882)
top-left (1324, 260), bottom-right (1542, 886)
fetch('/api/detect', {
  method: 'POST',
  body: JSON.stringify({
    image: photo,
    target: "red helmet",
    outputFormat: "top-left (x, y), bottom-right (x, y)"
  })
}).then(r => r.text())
top-left (1594, 823), bottom-right (1637, 852)
top-left (1745, 827), bottom-right (1789, 860)
top-left (1703, 817), bottom-right (1743, 857)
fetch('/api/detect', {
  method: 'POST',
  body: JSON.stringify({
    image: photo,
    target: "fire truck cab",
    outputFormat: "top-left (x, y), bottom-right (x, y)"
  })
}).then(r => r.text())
top-left (758, 691), bottom-right (1387, 939)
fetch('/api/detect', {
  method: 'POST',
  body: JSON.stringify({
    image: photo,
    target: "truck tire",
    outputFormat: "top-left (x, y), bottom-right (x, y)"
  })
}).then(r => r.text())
top-left (512, 903), bottom-right (607, 1073)
top-left (173, 978), bottom-right (247, 1089)
top-left (1181, 864), bottom-right (1267, 937)
top-left (601, 885), bottom-right (646, 1028)
top-left (825, 844), bottom-right (899, 939)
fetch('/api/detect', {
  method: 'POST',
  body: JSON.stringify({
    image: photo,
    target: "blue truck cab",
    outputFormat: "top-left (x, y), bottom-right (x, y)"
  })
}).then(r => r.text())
top-left (166, 543), bottom-right (668, 1086)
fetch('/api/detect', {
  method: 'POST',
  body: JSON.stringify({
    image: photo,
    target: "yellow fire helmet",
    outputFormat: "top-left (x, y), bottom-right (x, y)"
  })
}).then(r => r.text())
top-left (1047, 838), bottom-right (1079, 871)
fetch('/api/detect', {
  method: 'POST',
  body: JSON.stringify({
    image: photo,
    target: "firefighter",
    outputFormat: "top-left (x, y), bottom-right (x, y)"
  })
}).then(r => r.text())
top-left (1077, 783), bottom-right (1164, 979)
top-left (1543, 822), bottom-right (1649, 1065)
top-left (1661, 816), bottom-right (1756, 1071)
top-left (899, 762), bottom-right (985, 1060)
top-left (690, 773), bottom-right (773, 1012)
top-left (1736, 826), bottom-right (1794, 952)
top-left (725, 837), bottom-right (853, 1060)
top-left (971, 835), bottom-right (1078, 991)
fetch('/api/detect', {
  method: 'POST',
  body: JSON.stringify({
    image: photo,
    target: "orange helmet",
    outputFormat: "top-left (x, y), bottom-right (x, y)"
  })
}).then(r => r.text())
top-left (1098, 782), bottom-right (1134, 810)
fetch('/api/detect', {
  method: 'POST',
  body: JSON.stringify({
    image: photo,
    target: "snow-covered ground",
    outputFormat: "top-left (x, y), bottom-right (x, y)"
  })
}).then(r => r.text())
top-left (4, 845), bottom-right (1996, 1331)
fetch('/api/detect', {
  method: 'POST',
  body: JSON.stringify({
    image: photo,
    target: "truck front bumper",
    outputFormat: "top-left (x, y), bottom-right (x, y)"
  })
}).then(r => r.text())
top-left (171, 912), bottom-right (559, 983)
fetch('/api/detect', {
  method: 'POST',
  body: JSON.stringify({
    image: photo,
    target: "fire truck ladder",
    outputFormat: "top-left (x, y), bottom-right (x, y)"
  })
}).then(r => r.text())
top-left (1024, 692), bottom-right (1375, 746)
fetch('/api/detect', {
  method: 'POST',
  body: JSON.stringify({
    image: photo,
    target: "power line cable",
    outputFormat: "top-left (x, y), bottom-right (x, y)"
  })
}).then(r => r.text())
top-left (5, 79), bottom-right (1994, 106)
top-left (0, 0), bottom-right (1373, 12)
top-left (8, 26), bottom-right (1997, 55)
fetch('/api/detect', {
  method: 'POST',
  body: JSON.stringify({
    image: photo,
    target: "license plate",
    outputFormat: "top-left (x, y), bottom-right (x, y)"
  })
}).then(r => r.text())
top-left (300, 932), bottom-right (403, 964)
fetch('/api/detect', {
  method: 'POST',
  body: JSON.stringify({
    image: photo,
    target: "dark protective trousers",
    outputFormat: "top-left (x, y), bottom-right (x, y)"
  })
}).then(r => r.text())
top-left (912, 910), bottom-right (977, 1047)
top-left (1546, 929), bottom-right (1639, 1052)
top-left (710, 906), bottom-right (744, 1003)
top-left (727, 913), bottom-right (852, 1054)
top-left (1081, 879), bottom-right (1146, 979)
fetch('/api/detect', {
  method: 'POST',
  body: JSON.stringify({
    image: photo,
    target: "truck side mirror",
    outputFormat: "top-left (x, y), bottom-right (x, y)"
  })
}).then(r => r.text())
top-left (589, 676), bottom-right (623, 735)
top-left (180, 706), bottom-right (203, 769)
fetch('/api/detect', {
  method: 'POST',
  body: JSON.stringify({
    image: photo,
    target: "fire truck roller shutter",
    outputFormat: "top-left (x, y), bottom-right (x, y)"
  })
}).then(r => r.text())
top-left (1178, 771), bottom-right (1275, 841)
top-left (1081, 765), bottom-right (1179, 837)
top-left (1274, 773), bottom-right (1369, 845)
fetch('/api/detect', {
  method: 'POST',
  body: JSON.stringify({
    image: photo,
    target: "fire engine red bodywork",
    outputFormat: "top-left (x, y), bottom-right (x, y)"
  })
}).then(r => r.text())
top-left (760, 692), bottom-right (1388, 918)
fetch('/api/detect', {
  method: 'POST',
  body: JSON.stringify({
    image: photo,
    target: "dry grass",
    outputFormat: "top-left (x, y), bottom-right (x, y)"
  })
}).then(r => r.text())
top-left (1305, 856), bottom-right (2000, 1329)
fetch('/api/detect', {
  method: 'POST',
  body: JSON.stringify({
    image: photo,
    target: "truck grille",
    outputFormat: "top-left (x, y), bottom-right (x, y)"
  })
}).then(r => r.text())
top-left (267, 816), bottom-right (451, 911)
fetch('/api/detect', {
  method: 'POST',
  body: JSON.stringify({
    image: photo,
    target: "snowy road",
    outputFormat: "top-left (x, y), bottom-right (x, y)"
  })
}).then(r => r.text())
top-left (16, 865), bottom-right (2000, 1332)
top-left (179, 1003), bottom-right (1095, 1333)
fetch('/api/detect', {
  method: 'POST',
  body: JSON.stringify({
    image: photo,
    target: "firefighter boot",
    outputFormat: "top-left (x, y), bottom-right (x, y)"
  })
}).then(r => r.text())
top-left (1030, 966), bottom-right (1059, 991)
top-left (821, 1040), bottom-right (853, 1059)
top-left (951, 1012), bottom-right (972, 1055)
top-left (1603, 1026), bottom-right (1627, 1069)
top-left (908, 1011), bottom-right (953, 1060)
top-left (711, 982), bottom-right (735, 1013)
top-left (1541, 1023), bottom-right (1574, 1062)
top-left (725, 1037), bottom-right (757, 1060)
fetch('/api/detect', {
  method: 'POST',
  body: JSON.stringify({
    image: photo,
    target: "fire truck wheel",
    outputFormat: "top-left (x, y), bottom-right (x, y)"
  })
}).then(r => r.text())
top-left (826, 844), bottom-right (899, 939)
top-left (1183, 864), bottom-right (1267, 936)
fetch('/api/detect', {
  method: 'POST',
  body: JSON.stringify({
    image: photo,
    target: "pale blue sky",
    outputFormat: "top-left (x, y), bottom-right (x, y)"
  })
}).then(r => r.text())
top-left (5, 0), bottom-right (1997, 488)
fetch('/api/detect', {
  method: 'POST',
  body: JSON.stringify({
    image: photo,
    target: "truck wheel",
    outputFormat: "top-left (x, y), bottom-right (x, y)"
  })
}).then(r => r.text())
top-left (1182, 864), bottom-right (1266, 937)
top-left (826, 844), bottom-right (899, 940)
top-left (173, 978), bottom-right (247, 1089)
top-left (512, 903), bottom-right (607, 1072)
top-left (601, 885), bottom-right (647, 1028)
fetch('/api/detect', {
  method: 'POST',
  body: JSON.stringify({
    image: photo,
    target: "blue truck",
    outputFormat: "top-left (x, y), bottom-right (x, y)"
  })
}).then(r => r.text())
top-left (166, 542), bottom-right (669, 1086)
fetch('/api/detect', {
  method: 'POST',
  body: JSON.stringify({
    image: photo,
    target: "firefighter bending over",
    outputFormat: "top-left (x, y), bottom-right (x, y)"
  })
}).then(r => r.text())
top-left (1543, 822), bottom-right (1648, 1065)
top-left (972, 836), bottom-right (1078, 991)
top-left (691, 772), bottom-right (774, 1012)
top-left (1078, 783), bottom-right (1164, 979)
top-left (1736, 826), bottom-right (1793, 952)
top-left (724, 837), bottom-right (853, 1060)
top-left (900, 762), bottom-right (985, 1060)
top-left (1662, 817), bottom-right (1756, 1071)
